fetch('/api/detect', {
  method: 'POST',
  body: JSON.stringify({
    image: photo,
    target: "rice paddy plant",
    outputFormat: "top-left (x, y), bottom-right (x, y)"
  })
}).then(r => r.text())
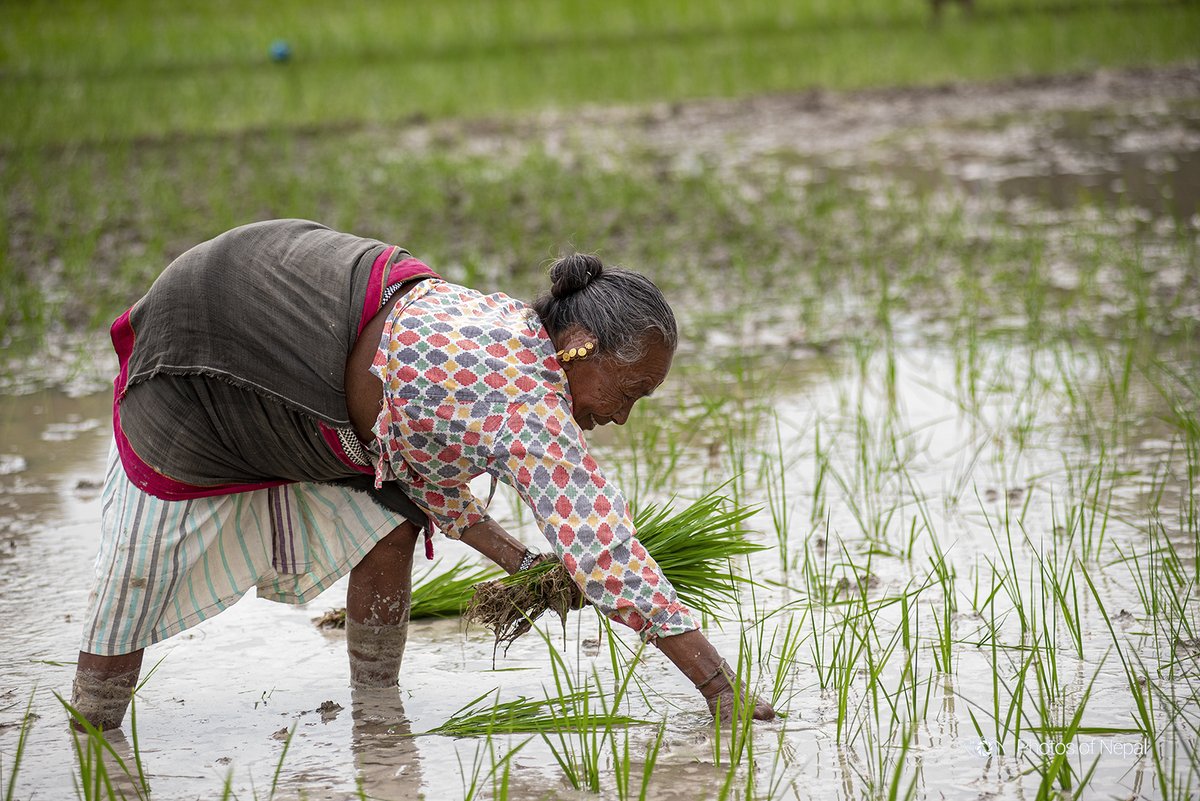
top-left (123, 683), bottom-right (151, 801)
top-left (542, 691), bottom-right (605, 791)
top-left (1134, 675), bottom-right (1200, 801)
top-left (819, 393), bottom-right (928, 557)
top-left (1115, 521), bottom-right (1198, 676)
top-left (1144, 361), bottom-right (1200, 580)
top-left (257, 724), bottom-right (296, 801)
top-left (717, 413), bottom-right (758, 513)
top-left (891, 447), bottom-right (938, 564)
top-left (631, 491), bottom-right (765, 615)
top-left (608, 393), bottom-right (706, 506)
top-left (894, 594), bottom-right (936, 728)
top-left (60, 694), bottom-right (151, 801)
top-left (804, 527), bottom-right (838, 691)
top-left (715, 716), bottom-right (758, 801)
top-left (966, 606), bottom-right (1037, 759)
top-left (810, 421), bottom-right (831, 533)
top-left (538, 625), bottom-right (649, 793)
top-left (828, 606), bottom-right (870, 744)
top-left (855, 596), bottom-right (917, 734)
top-left (978, 497), bottom-right (1034, 638)
top-left (761, 417), bottom-right (796, 573)
top-left (977, 485), bottom-right (1079, 674)
top-left (739, 728), bottom-right (800, 801)
top-left (68, 730), bottom-right (123, 801)
top-left (405, 559), bottom-right (505, 620)
top-left (410, 556), bottom-right (508, 618)
top-left (847, 718), bottom-right (920, 801)
top-left (823, 562), bottom-right (942, 758)
top-left (424, 688), bottom-right (645, 738)
top-left (1, 692), bottom-right (35, 801)
top-left (1028, 661), bottom-right (1104, 801)
top-left (712, 637), bottom-right (762, 773)
top-left (610, 721), bottom-right (665, 801)
top-left (465, 491), bottom-right (764, 652)
top-left (1080, 565), bottom-right (1194, 800)
top-left (764, 612), bottom-right (808, 709)
top-left (485, 740), bottom-right (521, 801)
top-left (1168, 375), bottom-right (1200, 558)
top-left (1026, 530), bottom-right (1084, 661)
top-left (53, 669), bottom-right (309, 801)
top-left (314, 558), bottom-right (503, 628)
top-left (926, 542), bottom-right (957, 674)
top-left (457, 736), bottom-right (530, 801)
top-left (1057, 448), bottom-right (1115, 563)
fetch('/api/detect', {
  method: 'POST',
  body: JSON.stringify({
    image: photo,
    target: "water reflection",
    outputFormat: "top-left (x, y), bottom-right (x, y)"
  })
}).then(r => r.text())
top-left (349, 688), bottom-right (424, 799)
top-left (70, 727), bottom-right (151, 801)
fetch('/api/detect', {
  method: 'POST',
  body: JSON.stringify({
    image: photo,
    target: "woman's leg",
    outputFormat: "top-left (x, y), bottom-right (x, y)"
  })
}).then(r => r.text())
top-left (71, 650), bottom-right (145, 731)
top-left (346, 522), bottom-right (420, 687)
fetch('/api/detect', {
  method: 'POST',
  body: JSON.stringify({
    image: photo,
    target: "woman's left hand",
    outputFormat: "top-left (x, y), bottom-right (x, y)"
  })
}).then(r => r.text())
top-left (699, 669), bottom-right (776, 723)
top-left (655, 629), bottom-right (776, 723)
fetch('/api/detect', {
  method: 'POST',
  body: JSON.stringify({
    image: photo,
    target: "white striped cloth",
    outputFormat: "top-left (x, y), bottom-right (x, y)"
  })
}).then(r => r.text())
top-left (80, 441), bottom-right (406, 656)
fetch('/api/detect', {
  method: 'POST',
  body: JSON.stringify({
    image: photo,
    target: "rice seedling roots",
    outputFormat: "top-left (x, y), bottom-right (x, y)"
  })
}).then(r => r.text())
top-left (464, 561), bottom-right (581, 654)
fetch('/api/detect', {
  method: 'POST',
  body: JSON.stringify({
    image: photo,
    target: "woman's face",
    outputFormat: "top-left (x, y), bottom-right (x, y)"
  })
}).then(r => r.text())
top-left (563, 339), bottom-right (673, 431)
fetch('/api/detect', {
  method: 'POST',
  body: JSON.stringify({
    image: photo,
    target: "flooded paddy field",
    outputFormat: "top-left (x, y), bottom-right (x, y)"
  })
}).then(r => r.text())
top-left (1, 68), bottom-right (1198, 799)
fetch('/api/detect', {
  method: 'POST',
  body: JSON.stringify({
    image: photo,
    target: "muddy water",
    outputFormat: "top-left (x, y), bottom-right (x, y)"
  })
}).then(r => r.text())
top-left (3, 77), bottom-right (1199, 800)
top-left (0, 344), bottom-right (1189, 800)
top-left (0, 386), bottom-right (744, 800)
top-left (874, 101), bottom-right (1200, 223)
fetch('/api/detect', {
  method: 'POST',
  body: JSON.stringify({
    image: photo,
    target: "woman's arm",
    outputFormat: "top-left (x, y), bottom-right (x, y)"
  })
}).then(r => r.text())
top-left (458, 516), bottom-right (532, 575)
top-left (654, 629), bottom-right (776, 722)
top-left (456, 504), bottom-right (772, 722)
top-left (459, 517), bottom-right (773, 721)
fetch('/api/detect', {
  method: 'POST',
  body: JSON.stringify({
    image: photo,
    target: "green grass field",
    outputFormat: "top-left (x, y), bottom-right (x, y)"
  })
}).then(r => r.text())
top-left (1, 0), bottom-right (1197, 350)
top-left (0, 0), bottom-right (1195, 347)
top-left (2, 0), bottom-right (1197, 147)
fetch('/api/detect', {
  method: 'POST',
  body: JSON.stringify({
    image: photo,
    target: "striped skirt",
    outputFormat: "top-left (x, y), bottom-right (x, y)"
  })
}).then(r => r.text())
top-left (80, 442), bottom-right (406, 656)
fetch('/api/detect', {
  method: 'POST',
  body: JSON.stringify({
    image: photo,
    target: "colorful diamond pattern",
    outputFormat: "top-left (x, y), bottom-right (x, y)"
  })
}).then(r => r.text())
top-left (369, 280), bottom-right (698, 641)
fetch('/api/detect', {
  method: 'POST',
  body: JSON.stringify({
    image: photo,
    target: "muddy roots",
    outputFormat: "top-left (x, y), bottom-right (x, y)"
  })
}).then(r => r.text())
top-left (314, 608), bottom-right (347, 629)
top-left (464, 562), bottom-right (580, 655)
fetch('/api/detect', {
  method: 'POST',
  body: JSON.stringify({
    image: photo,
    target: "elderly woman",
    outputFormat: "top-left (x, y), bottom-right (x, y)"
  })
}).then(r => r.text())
top-left (72, 219), bottom-right (774, 730)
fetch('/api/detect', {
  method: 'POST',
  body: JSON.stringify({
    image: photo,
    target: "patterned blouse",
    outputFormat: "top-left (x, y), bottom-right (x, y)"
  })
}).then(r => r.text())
top-left (369, 279), bottom-right (699, 641)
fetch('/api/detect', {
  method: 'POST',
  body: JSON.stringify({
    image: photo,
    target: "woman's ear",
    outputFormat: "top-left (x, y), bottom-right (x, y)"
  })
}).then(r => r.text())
top-left (555, 325), bottom-right (598, 365)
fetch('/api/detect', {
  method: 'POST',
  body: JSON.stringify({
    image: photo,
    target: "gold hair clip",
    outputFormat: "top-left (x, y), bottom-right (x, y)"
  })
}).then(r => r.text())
top-left (556, 341), bottom-right (595, 364)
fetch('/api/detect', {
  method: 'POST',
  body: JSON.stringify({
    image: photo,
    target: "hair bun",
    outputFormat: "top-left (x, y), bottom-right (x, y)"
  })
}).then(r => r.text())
top-left (549, 253), bottom-right (604, 299)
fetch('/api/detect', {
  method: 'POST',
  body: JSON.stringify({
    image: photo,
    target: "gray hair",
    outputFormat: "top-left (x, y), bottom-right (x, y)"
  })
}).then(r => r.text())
top-left (531, 253), bottom-right (677, 365)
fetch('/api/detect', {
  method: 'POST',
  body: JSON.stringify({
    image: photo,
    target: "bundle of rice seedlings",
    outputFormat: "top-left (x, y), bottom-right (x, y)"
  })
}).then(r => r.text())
top-left (314, 558), bottom-right (502, 628)
top-left (424, 688), bottom-right (647, 737)
top-left (463, 559), bottom-right (581, 650)
top-left (464, 490), bottom-right (763, 651)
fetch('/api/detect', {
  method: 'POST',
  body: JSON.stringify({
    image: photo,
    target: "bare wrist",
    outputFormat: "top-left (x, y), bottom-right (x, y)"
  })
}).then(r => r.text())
top-left (694, 659), bottom-right (736, 699)
top-left (459, 516), bottom-right (528, 574)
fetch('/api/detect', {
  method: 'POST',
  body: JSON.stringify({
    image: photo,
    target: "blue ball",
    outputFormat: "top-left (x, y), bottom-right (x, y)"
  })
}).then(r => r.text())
top-left (269, 40), bottom-right (292, 63)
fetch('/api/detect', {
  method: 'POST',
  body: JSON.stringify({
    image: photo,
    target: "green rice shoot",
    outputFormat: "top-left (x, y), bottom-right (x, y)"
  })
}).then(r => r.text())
top-left (314, 558), bottom-right (502, 628)
top-left (464, 490), bottom-right (764, 650)
top-left (423, 688), bottom-right (648, 737)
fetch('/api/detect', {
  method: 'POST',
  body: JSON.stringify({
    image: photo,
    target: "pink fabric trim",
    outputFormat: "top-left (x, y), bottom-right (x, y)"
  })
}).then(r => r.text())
top-left (357, 249), bottom-right (438, 337)
top-left (109, 309), bottom-right (289, 500)
top-left (358, 246), bottom-right (396, 335)
top-left (317, 422), bottom-right (373, 475)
